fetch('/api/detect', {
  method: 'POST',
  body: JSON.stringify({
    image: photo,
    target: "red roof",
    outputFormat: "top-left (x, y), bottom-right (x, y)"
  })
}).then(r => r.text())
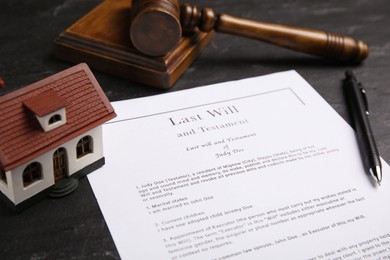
top-left (0, 63), bottom-right (116, 171)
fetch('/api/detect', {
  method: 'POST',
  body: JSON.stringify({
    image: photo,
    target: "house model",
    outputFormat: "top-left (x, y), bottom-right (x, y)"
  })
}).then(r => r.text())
top-left (0, 63), bottom-right (116, 211)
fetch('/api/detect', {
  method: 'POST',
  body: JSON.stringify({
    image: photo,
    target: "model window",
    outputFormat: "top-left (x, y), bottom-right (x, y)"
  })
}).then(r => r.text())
top-left (77, 136), bottom-right (93, 158)
top-left (23, 162), bottom-right (42, 187)
top-left (49, 114), bottom-right (62, 125)
top-left (0, 168), bottom-right (6, 184)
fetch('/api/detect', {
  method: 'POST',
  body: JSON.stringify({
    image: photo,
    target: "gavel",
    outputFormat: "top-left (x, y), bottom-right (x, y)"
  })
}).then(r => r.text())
top-left (130, 0), bottom-right (368, 62)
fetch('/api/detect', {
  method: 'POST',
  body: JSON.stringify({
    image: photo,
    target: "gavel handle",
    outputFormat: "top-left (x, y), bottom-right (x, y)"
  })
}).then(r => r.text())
top-left (181, 5), bottom-right (368, 62)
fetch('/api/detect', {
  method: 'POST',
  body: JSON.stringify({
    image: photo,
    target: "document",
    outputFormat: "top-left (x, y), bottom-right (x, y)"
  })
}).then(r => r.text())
top-left (88, 71), bottom-right (390, 260)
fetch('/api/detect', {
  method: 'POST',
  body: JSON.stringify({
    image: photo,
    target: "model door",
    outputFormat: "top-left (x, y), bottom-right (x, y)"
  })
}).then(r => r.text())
top-left (53, 148), bottom-right (68, 182)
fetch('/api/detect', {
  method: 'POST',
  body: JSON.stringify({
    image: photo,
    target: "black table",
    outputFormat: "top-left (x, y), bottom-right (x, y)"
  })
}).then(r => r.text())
top-left (1, 0), bottom-right (389, 259)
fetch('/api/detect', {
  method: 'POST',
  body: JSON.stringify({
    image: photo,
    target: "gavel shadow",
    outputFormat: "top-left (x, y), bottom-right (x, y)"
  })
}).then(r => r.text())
top-left (198, 52), bottom-right (363, 70)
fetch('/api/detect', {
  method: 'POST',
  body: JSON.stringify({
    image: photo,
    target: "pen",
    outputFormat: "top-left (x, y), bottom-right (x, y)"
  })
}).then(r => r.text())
top-left (343, 70), bottom-right (382, 185)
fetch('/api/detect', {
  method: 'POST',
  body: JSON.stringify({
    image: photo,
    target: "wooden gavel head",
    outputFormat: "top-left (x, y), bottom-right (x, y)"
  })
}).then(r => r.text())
top-left (130, 0), bottom-right (182, 57)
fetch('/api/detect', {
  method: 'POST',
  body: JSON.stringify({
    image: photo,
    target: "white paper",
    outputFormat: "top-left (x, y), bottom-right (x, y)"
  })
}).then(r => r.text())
top-left (88, 71), bottom-right (390, 260)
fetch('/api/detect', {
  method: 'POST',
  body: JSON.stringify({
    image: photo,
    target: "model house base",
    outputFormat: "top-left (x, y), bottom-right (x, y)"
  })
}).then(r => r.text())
top-left (0, 158), bottom-right (104, 212)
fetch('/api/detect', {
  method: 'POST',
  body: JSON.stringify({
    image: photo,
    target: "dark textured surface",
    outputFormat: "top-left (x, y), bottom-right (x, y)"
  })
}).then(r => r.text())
top-left (0, 0), bottom-right (389, 259)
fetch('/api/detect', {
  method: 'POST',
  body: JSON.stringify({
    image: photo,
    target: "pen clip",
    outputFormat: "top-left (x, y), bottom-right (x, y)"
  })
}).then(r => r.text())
top-left (359, 83), bottom-right (370, 115)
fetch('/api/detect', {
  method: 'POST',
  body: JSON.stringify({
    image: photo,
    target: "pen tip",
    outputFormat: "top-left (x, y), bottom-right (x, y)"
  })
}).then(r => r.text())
top-left (370, 166), bottom-right (382, 187)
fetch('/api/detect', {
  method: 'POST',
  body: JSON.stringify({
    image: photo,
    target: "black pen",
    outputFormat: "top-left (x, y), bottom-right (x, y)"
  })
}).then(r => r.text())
top-left (343, 71), bottom-right (382, 185)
